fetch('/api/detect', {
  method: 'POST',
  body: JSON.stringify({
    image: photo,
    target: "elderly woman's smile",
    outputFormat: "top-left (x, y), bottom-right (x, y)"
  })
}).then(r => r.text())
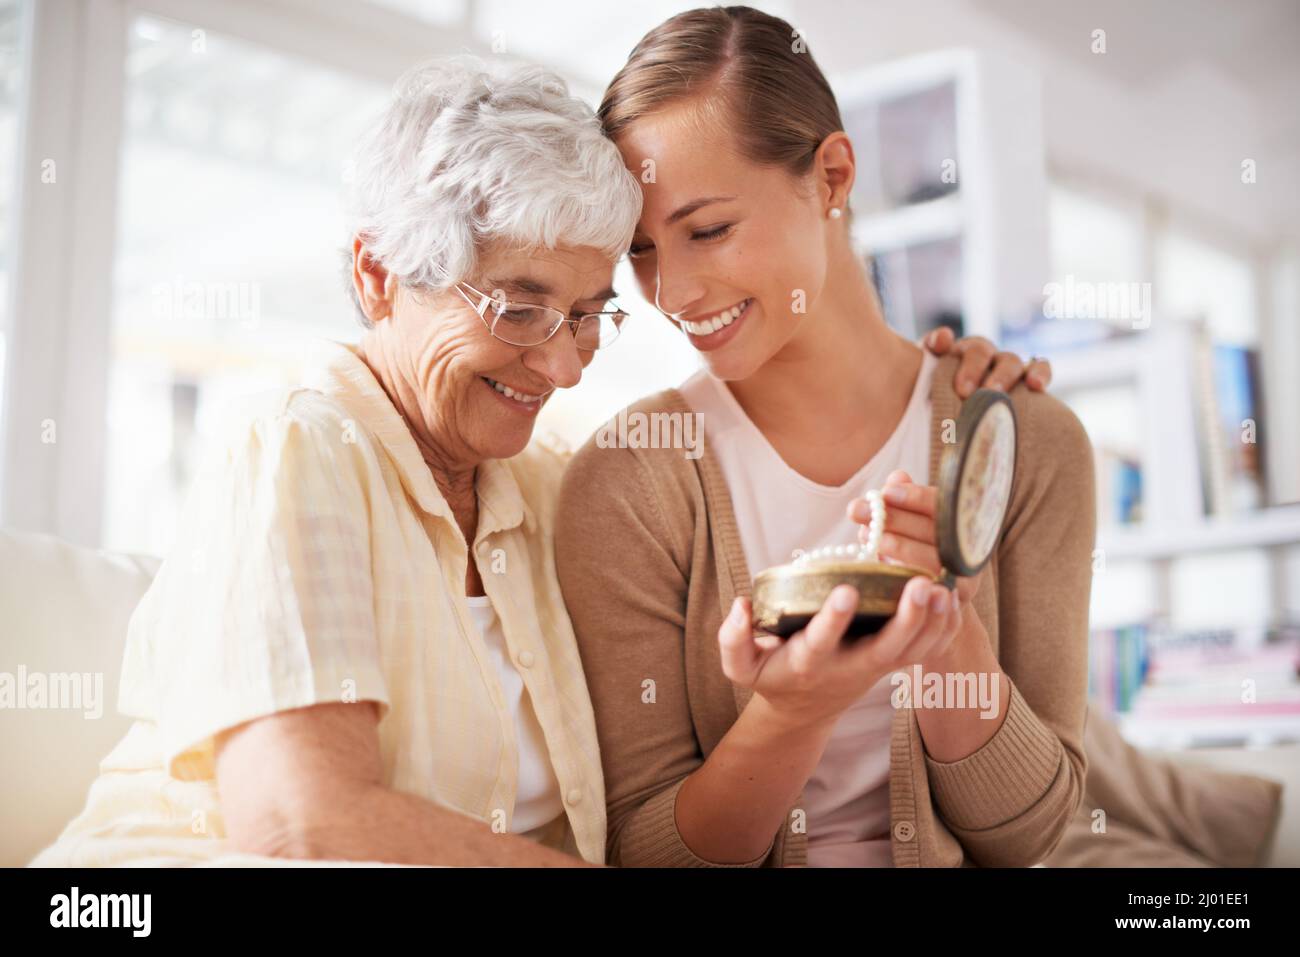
top-left (354, 241), bottom-right (619, 466)
top-left (481, 376), bottom-right (549, 409)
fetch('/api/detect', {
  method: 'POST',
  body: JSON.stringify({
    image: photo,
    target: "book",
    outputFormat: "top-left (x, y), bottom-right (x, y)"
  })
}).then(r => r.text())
top-left (1190, 324), bottom-right (1268, 515)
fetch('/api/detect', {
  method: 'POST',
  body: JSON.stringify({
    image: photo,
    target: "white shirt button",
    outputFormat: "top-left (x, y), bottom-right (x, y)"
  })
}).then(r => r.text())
top-left (517, 650), bottom-right (535, 668)
top-left (566, 787), bottom-right (583, 806)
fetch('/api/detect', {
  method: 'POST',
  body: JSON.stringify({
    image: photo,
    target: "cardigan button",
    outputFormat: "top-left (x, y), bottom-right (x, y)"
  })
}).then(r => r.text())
top-left (517, 650), bottom-right (535, 669)
top-left (566, 787), bottom-right (583, 806)
top-left (893, 821), bottom-right (916, 842)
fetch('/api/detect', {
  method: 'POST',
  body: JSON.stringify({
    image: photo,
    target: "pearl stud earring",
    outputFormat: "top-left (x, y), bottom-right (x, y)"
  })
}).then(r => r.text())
top-left (828, 207), bottom-right (842, 220)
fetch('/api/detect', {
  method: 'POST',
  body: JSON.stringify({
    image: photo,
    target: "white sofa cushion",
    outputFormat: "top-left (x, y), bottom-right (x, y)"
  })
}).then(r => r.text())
top-left (0, 528), bottom-right (159, 866)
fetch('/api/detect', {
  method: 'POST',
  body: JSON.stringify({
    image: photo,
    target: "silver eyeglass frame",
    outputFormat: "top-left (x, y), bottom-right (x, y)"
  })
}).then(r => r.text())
top-left (452, 279), bottom-right (628, 349)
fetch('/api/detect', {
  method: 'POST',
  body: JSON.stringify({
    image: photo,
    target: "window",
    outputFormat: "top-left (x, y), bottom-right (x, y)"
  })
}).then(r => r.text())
top-left (1155, 230), bottom-right (1258, 345)
top-left (102, 16), bottom-right (386, 554)
top-left (1048, 183), bottom-right (1145, 294)
top-left (0, 0), bottom-right (27, 507)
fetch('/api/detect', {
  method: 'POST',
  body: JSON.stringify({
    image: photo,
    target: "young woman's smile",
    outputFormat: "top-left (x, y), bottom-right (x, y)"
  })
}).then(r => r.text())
top-left (678, 297), bottom-right (754, 350)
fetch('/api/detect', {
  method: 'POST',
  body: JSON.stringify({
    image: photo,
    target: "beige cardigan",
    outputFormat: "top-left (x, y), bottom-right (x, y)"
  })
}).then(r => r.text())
top-left (555, 353), bottom-right (1096, 867)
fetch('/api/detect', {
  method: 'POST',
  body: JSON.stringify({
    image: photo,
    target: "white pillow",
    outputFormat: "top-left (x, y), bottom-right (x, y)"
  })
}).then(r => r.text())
top-left (0, 529), bottom-right (159, 866)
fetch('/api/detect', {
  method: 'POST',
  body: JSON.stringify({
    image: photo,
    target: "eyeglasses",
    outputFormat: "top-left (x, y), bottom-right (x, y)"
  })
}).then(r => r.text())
top-left (453, 280), bottom-right (628, 350)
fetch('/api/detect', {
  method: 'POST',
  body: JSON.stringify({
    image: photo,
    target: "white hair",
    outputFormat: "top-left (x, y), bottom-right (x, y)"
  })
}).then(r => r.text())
top-left (344, 57), bottom-right (642, 326)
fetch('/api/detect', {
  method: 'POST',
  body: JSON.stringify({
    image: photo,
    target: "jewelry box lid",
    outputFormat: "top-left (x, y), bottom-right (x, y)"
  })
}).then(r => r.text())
top-left (934, 388), bottom-right (1018, 579)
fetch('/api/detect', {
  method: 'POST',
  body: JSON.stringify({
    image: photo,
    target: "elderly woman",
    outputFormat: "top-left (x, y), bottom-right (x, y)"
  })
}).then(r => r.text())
top-left (33, 59), bottom-right (637, 867)
top-left (32, 58), bottom-right (1042, 868)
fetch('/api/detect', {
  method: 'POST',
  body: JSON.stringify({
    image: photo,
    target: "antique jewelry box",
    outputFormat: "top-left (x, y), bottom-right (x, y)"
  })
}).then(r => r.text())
top-left (751, 388), bottom-right (1018, 641)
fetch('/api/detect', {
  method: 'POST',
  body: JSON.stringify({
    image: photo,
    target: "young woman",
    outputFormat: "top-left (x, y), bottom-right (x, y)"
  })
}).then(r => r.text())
top-left (555, 6), bottom-right (1095, 868)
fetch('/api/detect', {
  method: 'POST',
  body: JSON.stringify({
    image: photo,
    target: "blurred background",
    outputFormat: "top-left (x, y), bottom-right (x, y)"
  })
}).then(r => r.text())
top-left (1, 0), bottom-right (1298, 760)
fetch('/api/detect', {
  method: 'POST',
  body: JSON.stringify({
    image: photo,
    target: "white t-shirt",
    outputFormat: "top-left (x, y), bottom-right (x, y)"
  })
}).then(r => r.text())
top-left (678, 349), bottom-right (936, 867)
top-left (464, 595), bottom-right (565, 837)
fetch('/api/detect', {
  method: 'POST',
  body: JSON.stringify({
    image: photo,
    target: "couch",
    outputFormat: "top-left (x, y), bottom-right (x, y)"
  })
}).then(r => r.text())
top-left (2, 527), bottom-right (1296, 867)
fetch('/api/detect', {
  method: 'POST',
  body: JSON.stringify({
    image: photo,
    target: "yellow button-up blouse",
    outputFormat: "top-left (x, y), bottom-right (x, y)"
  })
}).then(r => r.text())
top-left (32, 339), bottom-right (605, 866)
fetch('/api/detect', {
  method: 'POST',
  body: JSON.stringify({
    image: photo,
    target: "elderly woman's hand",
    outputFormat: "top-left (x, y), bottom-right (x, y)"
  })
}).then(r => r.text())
top-left (923, 327), bottom-right (1051, 398)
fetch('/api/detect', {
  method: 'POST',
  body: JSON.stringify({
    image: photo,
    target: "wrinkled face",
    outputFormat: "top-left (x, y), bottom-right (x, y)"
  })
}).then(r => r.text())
top-left (373, 242), bottom-right (616, 463)
top-left (617, 99), bottom-right (831, 381)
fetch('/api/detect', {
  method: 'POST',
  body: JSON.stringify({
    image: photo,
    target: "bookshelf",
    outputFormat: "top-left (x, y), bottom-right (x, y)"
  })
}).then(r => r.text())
top-left (1097, 506), bottom-right (1300, 561)
top-left (832, 50), bottom-right (1048, 342)
top-left (1048, 320), bottom-right (1271, 531)
top-left (1042, 318), bottom-right (1299, 749)
top-left (849, 193), bottom-right (962, 254)
top-left (1120, 712), bottom-right (1300, 751)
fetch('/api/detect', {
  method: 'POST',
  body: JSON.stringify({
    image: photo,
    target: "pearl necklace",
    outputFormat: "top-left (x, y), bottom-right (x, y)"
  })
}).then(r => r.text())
top-left (793, 489), bottom-right (886, 566)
